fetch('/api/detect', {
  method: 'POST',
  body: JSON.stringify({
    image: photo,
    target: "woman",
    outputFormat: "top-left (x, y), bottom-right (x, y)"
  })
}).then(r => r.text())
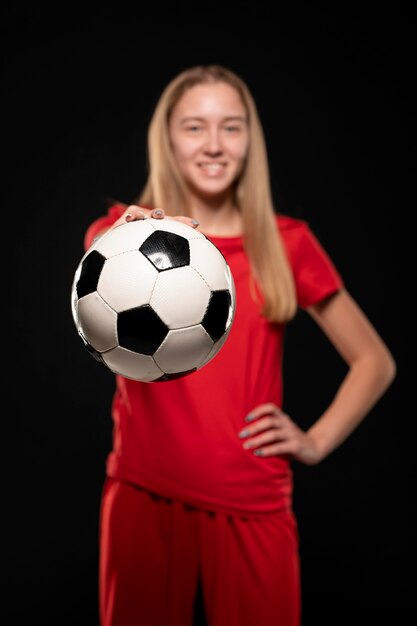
top-left (84, 65), bottom-right (396, 626)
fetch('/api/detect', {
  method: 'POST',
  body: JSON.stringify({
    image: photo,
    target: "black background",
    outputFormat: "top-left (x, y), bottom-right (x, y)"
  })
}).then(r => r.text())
top-left (4, 5), bottom-right (414, 626)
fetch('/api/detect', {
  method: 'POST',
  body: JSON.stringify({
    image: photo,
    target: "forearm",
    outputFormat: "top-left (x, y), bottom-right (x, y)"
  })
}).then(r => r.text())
top-left (307, 353), bottom-right (396, 461)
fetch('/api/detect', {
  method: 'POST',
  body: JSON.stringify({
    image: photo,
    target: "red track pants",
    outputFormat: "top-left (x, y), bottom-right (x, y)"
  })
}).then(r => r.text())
top-left (99, 477), bottom-right (301, 626)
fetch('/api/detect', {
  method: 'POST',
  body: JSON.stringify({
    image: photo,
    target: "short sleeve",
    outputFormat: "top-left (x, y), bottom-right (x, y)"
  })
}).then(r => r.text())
top-left (281, 218), bottom-right (345, 309)
top-left (83, 203), bottom-right (126, 251)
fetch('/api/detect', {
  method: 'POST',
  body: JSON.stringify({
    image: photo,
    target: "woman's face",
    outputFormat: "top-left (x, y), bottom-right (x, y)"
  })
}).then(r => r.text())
top-left (168, 82), bottom-right (249, 200)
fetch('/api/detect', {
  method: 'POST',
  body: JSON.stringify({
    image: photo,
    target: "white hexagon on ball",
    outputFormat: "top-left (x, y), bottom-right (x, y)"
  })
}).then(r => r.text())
top-left (97, 251), bottom-right (158, 312)
top-left (150, 266), bottom-right (211, 329)
top-left (153, 325), bottom-right (214, 373)
top-left (102, 346), bottom-right (164, 381)
top-left (198, 327), bottom-right (232, 369)
top-left (77, 292), bottom-right (118, 352)
top-left (94, 220), bottom-right (156, 258)
top-left (189, 239), bottom-right (232, 291)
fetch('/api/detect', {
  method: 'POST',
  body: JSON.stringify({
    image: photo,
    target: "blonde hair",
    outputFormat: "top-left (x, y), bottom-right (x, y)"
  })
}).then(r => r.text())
top-left (138, 65), bottom-right (297, 323)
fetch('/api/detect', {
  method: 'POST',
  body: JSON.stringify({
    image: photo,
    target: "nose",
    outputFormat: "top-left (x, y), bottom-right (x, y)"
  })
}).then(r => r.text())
top-left (204, 129), bottom-right (223, 157)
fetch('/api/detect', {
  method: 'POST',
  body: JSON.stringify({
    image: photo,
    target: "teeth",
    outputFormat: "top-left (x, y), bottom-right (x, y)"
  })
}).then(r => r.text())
top-left (200, 163), bottom-right (223, 171)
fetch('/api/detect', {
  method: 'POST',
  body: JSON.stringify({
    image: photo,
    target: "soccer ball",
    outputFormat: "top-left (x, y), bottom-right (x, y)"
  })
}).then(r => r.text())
top-left (71, 218), bottom-right (236, 382)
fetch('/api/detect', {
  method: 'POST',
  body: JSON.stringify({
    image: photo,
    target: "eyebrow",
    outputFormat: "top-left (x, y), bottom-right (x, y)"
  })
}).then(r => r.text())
top-left (179, 116), bottom-right (247, 123)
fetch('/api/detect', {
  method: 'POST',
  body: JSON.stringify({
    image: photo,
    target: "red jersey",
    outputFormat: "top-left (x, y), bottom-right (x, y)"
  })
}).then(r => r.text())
top-left (84, 204), bottom-right (344, 518)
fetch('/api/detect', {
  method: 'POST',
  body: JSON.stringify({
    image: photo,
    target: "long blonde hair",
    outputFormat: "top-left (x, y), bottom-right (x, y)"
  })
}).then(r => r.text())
top-left (138, 65), bottom-right (297, 323)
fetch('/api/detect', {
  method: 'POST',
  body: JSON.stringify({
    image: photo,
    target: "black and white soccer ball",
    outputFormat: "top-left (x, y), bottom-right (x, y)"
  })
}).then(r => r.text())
top-left (71, 218), bottom-right (236, 382)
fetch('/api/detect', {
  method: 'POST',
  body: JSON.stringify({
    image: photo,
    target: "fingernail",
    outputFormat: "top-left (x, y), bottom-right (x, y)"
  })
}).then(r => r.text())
top-left (191, 219), bottom-right (200, 226)
top-left (153, 209), bottom-right (163, 216)
top-left (125, 213), bottom-right (133, 222)
top-left (238, 429), bottom-right (249, 438)
top-left (253, 449), bottom-right (263, 456)
top-left (245, 413), bottom-right (255, 422)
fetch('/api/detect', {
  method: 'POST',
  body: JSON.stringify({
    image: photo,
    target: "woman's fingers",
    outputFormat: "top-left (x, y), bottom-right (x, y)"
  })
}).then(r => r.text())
top-left (171, 216), bottom-right (200, 229)
top-left (109, 205), bottom-right (148, 228)
top-left (150, 208), bottom-right (165, 219)
top-left (124, 205), bottom-right (166, 221)
top-left (244, 403), bottom-right (283, 423)
top-left (114, 205), bottom-right (199, 230)
top-left (237, 404), bottom-right (290, 456)
top-left (124, 205), bottom-right (150, 221)
top-left (237, 403), bottom-right (322, 464)
top-left (241, 427), bottom-right (284, 447)
top-left (238, 413), bottom-right (286, 441)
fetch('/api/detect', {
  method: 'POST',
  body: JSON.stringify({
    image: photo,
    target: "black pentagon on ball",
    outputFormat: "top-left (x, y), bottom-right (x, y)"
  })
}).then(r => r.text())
top-left (117, 305), bottom-right (169, 355)
top-left (140, 231), bottom-right (190, 271)
top-left (202, 290), bottom-right (232, 341)
top-left (76, 250), bottom-right (106, 298)
top-left (78, 330), bottom-right (108, 366)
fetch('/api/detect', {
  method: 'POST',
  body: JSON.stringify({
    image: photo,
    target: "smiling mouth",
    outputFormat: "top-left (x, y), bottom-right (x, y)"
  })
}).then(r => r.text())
top-left (198, 162), bottom-right (226, 174)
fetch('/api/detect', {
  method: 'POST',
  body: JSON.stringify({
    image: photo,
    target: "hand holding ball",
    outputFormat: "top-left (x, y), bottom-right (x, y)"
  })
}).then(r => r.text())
top-left (71, 217), bottom-right (236, 381)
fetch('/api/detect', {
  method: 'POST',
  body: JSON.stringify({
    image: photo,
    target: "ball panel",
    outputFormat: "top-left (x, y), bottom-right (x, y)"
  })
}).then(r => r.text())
top-left (198, 327), bottom-right (232, 368)
top-left (155, 368), bottom-right (197, 382)
top-left (94, 220), bottom-right (155, 258)
top-left (150, 266), bottom-right (211, 329)
top-left (226, 265), bottom-right (236, 329)
top-left (71, 277), bottom-right (80, 325)
top-left (153, 325), bottom-right (214, 373)
top-left (76, 250), bottom-right (106, 299)
top-left (102, 346), bottom-right (164, 381)
top-left (189, 239), bottom-right (232, 291)
top-left (98, 251), bottom-right (158, 312)
top-left (201, 290), bottom-right (232, 341)
top-left (82, 339), bottom-right (107, 364)
top-left (77, 292), bottom-right (118, 352)
top-left (117, 306), bottom-right (169, 354)
top-left (140, 231), bottom-right (190, 270)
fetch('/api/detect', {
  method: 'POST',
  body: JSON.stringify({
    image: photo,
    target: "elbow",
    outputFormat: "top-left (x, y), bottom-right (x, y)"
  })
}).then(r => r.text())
top-left (385, 351), bottom-right (397, 386)
top-left (354, 344), bottom-right (397, 393)
top-left (377, 345), bottom-right (397, 391)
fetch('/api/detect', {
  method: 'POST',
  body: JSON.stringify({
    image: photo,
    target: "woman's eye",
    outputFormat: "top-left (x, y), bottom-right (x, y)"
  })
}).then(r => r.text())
top-left (186, 125), bottom-right (202, 132)
top-left (224, 125), bottom-right (240, 133)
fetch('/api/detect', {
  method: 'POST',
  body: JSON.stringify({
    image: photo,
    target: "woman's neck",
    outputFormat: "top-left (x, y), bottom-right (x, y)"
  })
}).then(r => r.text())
top-left (188, 197), bottom-right (243, 237)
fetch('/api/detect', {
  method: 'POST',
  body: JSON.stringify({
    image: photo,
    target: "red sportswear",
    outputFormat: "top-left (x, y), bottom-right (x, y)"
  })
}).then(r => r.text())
top-left (84, 204), bottom-right (344, 518)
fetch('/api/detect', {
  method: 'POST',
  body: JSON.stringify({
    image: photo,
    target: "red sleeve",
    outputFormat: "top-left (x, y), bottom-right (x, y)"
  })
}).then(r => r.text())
top-left (83, 203), bottom-right (126, 251)
top-left (279, 216), bottom-right (345, 309)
